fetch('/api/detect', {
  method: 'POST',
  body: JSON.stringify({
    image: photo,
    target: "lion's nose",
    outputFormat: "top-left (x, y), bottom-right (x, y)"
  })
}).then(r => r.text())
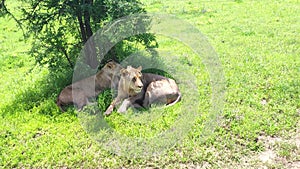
top-left (138, 84), bottom-right (143, 88)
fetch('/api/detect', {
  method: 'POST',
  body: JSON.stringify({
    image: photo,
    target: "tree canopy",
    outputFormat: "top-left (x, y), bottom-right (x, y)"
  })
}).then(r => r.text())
top-left (1, 0), bottom-right (156, 70)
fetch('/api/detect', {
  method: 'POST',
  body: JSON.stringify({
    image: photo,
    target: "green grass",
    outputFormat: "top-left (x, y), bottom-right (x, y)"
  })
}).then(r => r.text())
top-left (1, 0), bottom-right (299, 168)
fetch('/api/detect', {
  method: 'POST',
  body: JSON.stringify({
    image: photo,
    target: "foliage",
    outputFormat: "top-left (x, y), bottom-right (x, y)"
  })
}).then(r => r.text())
top-left (1, 0), bottom-right (157, 70)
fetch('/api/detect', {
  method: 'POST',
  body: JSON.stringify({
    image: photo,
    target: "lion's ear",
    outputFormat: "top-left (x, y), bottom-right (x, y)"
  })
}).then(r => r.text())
top-left (137, 66), bottom-right (142, 71)
top-left (106, 62), bottom-right (113, 69)
top-left (121, 68), bottom-right (128, 76)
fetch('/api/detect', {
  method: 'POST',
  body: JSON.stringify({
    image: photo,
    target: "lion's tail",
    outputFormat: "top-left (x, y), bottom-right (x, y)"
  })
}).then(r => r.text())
top-left (166, 92), bottom-right (182, 107)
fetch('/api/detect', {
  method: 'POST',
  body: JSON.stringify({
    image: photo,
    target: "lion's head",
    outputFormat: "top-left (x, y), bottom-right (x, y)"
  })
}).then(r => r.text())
top-left (99, 61), bottom-right (123, 76)
top-left (94, 60), bottom-right (123, 90)
top-left (120, 66), bottom-right (143, 95)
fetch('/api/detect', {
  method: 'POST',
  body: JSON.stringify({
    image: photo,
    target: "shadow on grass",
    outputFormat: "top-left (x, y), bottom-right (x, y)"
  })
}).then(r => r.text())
top-left (0, 68), bottom-right (73, 117)
top-left (0, 49), bottom-right (173, 117)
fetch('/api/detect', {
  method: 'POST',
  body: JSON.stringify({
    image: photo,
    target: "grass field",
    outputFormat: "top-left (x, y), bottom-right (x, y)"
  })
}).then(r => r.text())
top-left (1, 0), bottom-right (299, 168)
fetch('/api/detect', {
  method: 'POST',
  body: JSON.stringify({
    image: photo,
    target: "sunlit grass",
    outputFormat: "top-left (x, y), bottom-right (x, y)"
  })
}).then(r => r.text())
top-left (1, 0), bottom-right (299, 168)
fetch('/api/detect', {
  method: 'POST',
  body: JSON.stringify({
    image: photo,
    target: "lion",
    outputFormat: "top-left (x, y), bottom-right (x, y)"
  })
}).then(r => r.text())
top-left (143, 78), bottom-right (181, 108)
top-left (56, 61), bottom-right (122, 111)
top-left (104, 66), bottom-right (181, 115)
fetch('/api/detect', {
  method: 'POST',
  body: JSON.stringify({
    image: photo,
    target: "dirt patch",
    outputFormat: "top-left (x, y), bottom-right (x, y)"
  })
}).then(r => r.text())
top-left (255, 122), bottom-right (300, 168)
top-left (225, 121), bottom-right (300, 168)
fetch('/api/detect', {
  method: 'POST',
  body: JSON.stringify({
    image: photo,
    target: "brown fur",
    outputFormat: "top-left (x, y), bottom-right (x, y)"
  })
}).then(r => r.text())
top-left (104, 66), bottom-right (181, 115)
top-left (56, 61), bottom-right (122, 111)
top-left (143, 78), bottom-right (181, 107)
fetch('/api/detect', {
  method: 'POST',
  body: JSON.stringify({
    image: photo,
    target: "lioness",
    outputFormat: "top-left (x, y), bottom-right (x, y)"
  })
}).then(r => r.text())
top-left (143, 78), bottom-right (181, 107)
top-left (104, 66), bottom-right (181, 115)
top-left (57, 61), bottom-right (122, 111)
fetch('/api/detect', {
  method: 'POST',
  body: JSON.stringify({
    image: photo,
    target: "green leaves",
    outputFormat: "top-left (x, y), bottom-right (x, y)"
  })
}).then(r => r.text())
top-left (17, 0), bottom-right (156, 70)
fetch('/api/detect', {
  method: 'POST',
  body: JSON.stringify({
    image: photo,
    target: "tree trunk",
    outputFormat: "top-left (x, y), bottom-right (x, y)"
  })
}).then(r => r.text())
top-left (83, 0), bottom-right (93, 39)
top-left (77, 12), bottom-right (87, 43)
top-left (81, 0), bottom-right (98, 69)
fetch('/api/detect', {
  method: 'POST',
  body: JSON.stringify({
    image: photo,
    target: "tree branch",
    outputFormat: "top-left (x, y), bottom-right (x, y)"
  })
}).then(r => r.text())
top-left (59, 46), bottom-right (73, 68)
top-left (1, 0), bottom-right (25, 37)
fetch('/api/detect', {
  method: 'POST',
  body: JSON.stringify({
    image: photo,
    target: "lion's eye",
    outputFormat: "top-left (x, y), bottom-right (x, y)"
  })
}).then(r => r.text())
top-left (132, 77), bottom-right (136, 82)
